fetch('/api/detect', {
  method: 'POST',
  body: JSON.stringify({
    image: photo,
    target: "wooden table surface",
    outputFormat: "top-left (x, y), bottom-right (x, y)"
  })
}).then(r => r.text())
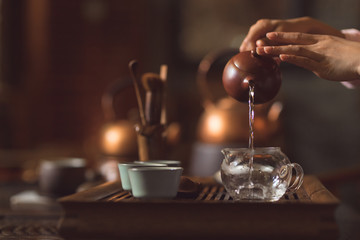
top-left (0, 181), bottom-right (64, 240)
top-left (0, 176), bottom-right (359, 240)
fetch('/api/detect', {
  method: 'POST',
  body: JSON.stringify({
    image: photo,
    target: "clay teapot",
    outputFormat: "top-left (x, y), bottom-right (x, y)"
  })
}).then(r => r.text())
top-left (222, 50), bottom-right (281, 104)
top-left (196, 49), bottom-right (282, 144)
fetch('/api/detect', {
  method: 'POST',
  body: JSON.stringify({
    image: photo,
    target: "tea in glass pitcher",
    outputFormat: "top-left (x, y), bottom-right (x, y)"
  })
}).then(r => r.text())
top-left (221, 147), bottom-right (303, 201)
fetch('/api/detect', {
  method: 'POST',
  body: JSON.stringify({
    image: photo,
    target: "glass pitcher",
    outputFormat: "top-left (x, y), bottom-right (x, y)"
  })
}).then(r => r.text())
top-left (221, 147), bottom-right (304, 202)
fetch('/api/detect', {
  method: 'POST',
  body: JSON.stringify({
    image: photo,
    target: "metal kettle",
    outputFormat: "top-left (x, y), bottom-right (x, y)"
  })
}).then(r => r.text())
top-left (99, 79), bottom-right (138, 159)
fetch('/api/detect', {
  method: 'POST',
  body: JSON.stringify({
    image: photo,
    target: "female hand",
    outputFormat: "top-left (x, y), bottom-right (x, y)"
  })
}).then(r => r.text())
top-left (240, 17), bottom-right (344, 52)
top-left (256, 32), bottom-right (360, 82)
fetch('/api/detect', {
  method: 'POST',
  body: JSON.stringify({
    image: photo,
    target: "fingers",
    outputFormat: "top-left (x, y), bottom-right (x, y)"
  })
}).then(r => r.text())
top-left (240, 19), bottom-right (278, 51)
top-left (240, 39), bottom-right (256, 52)
top-left (257, 45), bottom-right (323, 62)
top-left (255, 37), bottom-right (282, 47)
top-left (279, 54), bottom-right (320, 72)
top-left (266, 32), bottom-right (319, 45)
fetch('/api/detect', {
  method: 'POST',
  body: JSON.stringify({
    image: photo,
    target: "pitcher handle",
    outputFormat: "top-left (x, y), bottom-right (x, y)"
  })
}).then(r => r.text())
top-left (287, 163), bottom-right (304, 192)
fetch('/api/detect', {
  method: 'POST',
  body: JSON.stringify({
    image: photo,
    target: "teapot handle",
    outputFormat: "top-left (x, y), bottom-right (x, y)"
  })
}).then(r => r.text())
top-left (287, 163), bottom-right (304, 192)
top-left (101, 78), bottom-right (133, 121)
top-left (196, 48), bottom-right (239, 108)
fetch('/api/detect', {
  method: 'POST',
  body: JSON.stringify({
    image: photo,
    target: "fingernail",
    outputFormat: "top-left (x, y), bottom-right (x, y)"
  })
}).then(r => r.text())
top-left (266, 32), bottom-right (278, 39)
top-left (256, 47), bottom-right (264, 55)
top-left (256, 40), bottom-right (265, 46)
top-left (279, 54), bottom-right (288, 61)
top-left (264, 46), bottom-right (272, 53)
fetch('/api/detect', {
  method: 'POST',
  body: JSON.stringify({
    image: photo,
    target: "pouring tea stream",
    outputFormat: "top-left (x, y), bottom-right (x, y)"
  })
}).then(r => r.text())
top-left (220, 50), bottom-right (304, 201)
top-left (192, 49), bottom-right (283, 177)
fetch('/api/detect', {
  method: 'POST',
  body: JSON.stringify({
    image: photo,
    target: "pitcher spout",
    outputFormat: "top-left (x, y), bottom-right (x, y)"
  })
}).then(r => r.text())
top-left (221, 148), bottom-right (233, 163)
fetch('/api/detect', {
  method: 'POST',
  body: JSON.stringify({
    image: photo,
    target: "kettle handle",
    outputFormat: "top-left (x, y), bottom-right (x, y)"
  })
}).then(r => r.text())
top-left (101, 78), bottom-right (133, 121)
top-left (196, 48), bottom-right (239, 108)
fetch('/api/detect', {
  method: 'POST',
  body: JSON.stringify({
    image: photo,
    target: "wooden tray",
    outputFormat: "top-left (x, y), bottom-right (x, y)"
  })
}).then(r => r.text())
top-left (58, 175), bottom-right (339, 240)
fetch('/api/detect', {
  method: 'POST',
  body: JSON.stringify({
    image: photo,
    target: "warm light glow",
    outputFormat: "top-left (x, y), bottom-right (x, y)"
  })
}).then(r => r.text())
top-left (105, 128), bottom-right (121, 144)
top-left (268, 101), bottom-right (283, 121)
top-left (100, 121), bottom-right (138, 156)
top-left (103, 126), bottom-right (124, 153)
top-left (206, 114), bottom-right (224, 137)
top-left (254, 118), bottom-right (266, 131)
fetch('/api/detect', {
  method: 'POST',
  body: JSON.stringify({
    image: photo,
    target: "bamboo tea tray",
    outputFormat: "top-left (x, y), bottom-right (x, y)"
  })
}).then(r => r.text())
top-left (58, 175), bottom-right (339, 240)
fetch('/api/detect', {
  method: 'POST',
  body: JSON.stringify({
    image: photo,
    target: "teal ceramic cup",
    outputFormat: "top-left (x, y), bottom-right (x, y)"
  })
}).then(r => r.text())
top-left (128, 167), bottom-right (183, 199)
top-left (134, 160), bottom-right (181, 167)
top-left (118, 162), bottom-right (166, 191)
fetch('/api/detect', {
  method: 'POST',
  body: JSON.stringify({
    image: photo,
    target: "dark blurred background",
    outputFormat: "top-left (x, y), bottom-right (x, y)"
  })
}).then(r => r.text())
top-left (1, 0), bottom-right (360, 182)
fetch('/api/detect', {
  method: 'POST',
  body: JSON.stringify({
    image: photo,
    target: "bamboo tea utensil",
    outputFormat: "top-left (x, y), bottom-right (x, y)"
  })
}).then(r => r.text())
top-left (129, 60), bottom-right (146, 126)
top-left (128, 60), bottom-right (168, 161)
top-left (141, 73), bottom-right (163, 125)
top-left (137, 73), bottom-right (165, 160)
